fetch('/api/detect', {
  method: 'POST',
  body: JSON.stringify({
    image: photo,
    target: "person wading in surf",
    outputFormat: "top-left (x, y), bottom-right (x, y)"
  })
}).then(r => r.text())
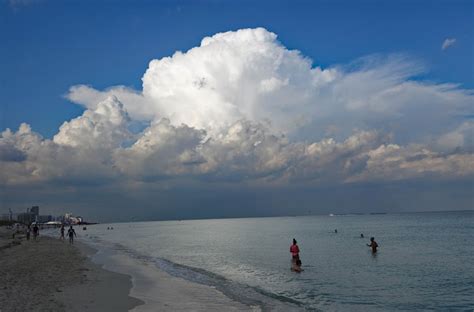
top-left (367, 237), bottom-right (379, 253)
top-left (290, 238), bottom-right (300, 260)
top-left (290, 238), bottom-right (303, 272)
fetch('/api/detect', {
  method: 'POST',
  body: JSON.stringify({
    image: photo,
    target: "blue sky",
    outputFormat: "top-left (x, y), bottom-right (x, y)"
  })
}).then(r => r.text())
top-left (1, 0), bottom-right (472, 137)
top-left (1, 0), bottom-right (473, 220)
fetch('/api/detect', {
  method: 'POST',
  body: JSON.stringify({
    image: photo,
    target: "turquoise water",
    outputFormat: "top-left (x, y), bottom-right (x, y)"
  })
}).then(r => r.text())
top-left (81, 211), bottom-right (474, 311)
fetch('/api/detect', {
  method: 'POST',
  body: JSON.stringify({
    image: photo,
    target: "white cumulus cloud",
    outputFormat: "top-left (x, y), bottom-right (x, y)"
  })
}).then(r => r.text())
top-left (2, 28), bottom-right (473, 193)
top-left (67, 29), bottom-right (472, 147)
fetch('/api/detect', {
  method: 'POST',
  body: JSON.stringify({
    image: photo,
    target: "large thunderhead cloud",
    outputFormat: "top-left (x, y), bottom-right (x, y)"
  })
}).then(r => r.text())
top-left (2, 28), bottom-right (474, 190)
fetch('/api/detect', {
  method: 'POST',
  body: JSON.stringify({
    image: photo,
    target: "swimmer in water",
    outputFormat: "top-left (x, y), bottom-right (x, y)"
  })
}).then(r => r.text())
top-left (367, 237), bottom-right (378, 253)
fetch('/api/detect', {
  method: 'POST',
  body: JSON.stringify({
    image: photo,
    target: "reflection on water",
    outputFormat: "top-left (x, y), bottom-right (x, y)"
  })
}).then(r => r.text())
top-left (81, 211), bottom-right (474, 311)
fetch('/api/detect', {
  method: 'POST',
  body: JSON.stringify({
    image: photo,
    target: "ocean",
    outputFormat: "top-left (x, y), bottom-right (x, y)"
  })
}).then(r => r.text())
top-left (77, 211), bottom-right (473, 311)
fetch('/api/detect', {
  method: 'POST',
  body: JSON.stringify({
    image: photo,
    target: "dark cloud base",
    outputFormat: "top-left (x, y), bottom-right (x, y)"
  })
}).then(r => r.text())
top-left (2, 180), bottom-right (472, 222)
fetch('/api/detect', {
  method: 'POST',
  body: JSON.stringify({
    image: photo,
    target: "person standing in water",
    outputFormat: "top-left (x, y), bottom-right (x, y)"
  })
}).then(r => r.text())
top-left (60, 225), bottom-right (65, 241)
top-left (67, 226), bottom-right (77, 244)
top-left (290, 238), bottom-right (303, 272)
top-left (367, 237), bottom-right (378, 253)
top-left (290, 238), bottom-right (300, 261)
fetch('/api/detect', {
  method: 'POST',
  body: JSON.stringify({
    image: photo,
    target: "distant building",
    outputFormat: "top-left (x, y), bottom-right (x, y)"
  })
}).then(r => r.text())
top-left (8, 206), bottom-right (42, 224)
top-left (30, 206), bottom-right (39, 216)
top-left (3, 208), bottom-right (87, 225)
top-left (17, 212), bottom-right (36, 224)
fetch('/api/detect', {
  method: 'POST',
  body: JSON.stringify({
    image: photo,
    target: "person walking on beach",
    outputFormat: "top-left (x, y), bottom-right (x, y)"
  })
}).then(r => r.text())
top-left (67, 226), bottom-right (77, 244)
top-left (60, 225), bottom-right (65, 240)
top-left (32, 224), bottom-right (39, 240)
top-left (367, 237), bottom-right (378, 253)
top-left (26, 225), bottom-right (31, 240)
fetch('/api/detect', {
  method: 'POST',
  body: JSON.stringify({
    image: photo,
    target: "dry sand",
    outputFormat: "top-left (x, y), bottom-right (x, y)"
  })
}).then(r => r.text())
top-left (0, 227), bottom-right (142, 312)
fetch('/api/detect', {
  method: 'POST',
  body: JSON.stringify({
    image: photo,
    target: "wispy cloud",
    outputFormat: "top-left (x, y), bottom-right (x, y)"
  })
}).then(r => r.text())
top-left (441, 38), bottom-right (457, 51)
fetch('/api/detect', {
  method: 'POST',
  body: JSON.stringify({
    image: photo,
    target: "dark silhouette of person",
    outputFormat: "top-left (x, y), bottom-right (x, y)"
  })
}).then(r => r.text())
top-left (60, 225), bottom-right (65, 240)
top-left (26, 225), bottom-right (31, 240)
top-left (367, 237), bottom-right (378, 253)
top-left (32, 224), bottom-right (39, 240)
top-left (335, 229), bottom-right (338, 233)
top-left (67, 226), bottom-right (77, 244)
top-left (360, 233), bottom-right (364, 238)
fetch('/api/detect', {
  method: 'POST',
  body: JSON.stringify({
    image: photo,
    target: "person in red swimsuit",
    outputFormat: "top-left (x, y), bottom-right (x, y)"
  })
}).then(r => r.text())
top-left (290, 238), bottom-right (302, 272)
top-left (290, 238), bottom-right (300, 260)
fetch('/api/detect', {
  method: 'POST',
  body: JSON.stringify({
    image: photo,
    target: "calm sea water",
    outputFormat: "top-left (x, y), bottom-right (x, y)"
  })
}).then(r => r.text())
top-left (79, 211), bottom-right (474, 311)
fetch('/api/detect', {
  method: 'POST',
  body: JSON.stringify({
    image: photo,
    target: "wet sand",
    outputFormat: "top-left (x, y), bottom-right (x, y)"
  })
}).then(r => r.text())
top-left (94, 249), bottom-right (257, 311)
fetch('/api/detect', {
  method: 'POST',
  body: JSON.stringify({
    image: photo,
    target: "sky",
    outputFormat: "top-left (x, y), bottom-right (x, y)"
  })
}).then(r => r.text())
top-left (0, 0), bottom-right (473, 221)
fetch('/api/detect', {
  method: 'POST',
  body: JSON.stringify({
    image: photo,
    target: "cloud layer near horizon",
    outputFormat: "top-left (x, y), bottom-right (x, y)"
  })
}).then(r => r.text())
top-left (1, 28), bottom-right (473, 209)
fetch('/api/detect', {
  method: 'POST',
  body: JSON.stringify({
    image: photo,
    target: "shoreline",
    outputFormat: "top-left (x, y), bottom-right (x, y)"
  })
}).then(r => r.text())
top-left (83, 235), bottom-right (261, 311)
top-left (0, 226), bottom-right (267, 311)
top-left (0, 227), bottom-right (143, 312)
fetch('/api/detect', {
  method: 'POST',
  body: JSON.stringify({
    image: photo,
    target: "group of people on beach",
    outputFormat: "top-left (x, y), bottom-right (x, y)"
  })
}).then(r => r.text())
top-left (59, 224), bottom-right (77, 244)
top-left (290, 235), bottom-right (379, 273)
top-left (16, 224), bottom-right (39, 241)
top-left (18, 223), bottom-right (77, 244)
top-left (24, 224), bottom-right (39, 241)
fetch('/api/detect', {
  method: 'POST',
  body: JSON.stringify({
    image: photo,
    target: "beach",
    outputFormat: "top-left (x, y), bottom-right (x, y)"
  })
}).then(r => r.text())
top-left (0, 227), bottom-right (142, 312)
top-left (0, 227), bottom-right (257, 311)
